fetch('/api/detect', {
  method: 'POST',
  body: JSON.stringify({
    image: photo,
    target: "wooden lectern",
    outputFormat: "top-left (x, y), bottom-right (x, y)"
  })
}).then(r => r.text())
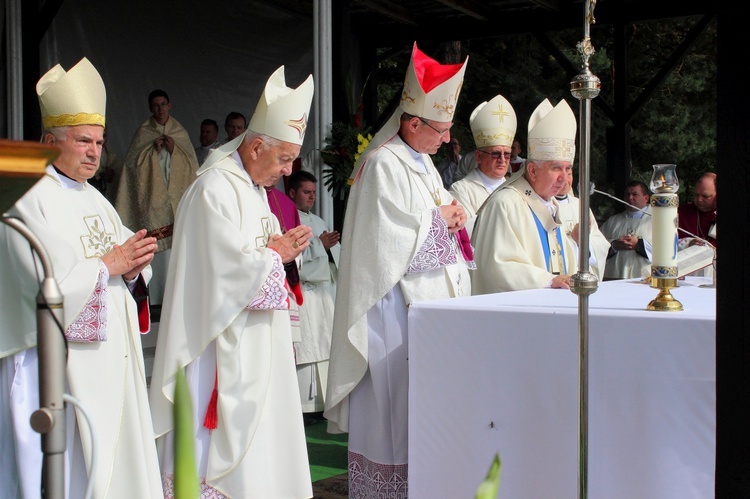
top-left (0, 139), bottom-right (59, 213)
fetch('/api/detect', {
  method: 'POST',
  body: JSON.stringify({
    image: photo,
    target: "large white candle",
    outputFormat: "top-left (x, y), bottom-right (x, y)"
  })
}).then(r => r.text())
top-left (650, 193), bottom-right (679, 272)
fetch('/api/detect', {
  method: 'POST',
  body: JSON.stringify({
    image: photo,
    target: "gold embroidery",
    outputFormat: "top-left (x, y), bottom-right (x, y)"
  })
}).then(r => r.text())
top-left (43, 112), bottom-right (105, 129)
top-left (401, 80), bottom-right (416, 106)
top-left (491, 102), bottom-right (510, 123)
top-left (80, 215), bottom-right (115, 258)
top-left (285, 113), bottom-right (308, 139)
top-left (256, 217), bottom-right (272, 248)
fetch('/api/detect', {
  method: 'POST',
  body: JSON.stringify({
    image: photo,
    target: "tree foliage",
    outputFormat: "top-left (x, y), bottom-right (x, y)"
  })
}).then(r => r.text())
top-left (364, 16), bottom-right (716, 220)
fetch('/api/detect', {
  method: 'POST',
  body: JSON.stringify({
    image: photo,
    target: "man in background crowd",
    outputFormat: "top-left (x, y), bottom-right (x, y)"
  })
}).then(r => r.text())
top-left (600, 180), bottom-right (653, 279)
top-left (115, 88), bottom-right (199, 305)
top-left (194, 118), bottom-right (221, 164)
top-left (287, 170), bottom-right (340, 426)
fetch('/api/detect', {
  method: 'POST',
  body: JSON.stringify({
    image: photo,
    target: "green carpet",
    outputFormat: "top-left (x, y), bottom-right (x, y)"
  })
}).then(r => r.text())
top-left (305, 419), bottom-right (348, 482)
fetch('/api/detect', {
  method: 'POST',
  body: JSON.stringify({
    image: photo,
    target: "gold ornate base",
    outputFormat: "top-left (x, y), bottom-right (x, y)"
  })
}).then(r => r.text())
top-left (647, 278), bottom-right (683, 311)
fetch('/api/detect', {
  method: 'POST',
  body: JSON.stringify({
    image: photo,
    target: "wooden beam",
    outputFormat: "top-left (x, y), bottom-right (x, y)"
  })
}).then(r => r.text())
top-left (354, 0), bottom-right (418, 26)
top-left (528, 0), bottom-right (562, 12)
top-left (433, 0), bottom-right (492, 21)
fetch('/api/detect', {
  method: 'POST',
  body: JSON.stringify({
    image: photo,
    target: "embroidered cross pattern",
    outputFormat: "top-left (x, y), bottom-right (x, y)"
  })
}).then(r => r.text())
top-left (491, 102), bottom-right (510, 123)
top-left (80, 215), bottom-right (115, 258)
top-left (256, 217), bottom-right (272, 248)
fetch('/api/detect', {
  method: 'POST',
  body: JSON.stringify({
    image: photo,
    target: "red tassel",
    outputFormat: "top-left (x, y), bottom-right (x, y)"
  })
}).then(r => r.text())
top-left (137, 297), bottom-right (150, 334)
top-left (290, 280), bottom-right (304, 306)
top-left (203, 367), bottom-right (218, 430)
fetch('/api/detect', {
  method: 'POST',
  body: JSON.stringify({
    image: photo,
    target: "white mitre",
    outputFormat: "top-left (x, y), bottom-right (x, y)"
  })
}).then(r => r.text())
top-left (527, 98), bottom-right (577, 162)
top-left (248, 65), bottom-right (314, 145)
top-left (470, 94), bottom-right (517, 148)
top-left (36, 57), bottom-right (106, 129)
top-left (399, 42), bottom-right (468, 122)
top-left (349, 42), bottom-right (469, 183)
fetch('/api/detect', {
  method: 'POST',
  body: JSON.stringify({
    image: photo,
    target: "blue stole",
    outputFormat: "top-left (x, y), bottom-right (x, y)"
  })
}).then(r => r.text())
top-left (531, 209), bottom-right (567, 274)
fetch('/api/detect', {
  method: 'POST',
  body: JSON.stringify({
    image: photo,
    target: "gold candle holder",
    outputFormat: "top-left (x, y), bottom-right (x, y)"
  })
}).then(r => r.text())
top-left (647, 164), bottom-right (683, 312)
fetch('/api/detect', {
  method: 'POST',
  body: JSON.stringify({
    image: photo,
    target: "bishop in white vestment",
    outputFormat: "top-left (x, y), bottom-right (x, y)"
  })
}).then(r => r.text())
top-left (471, 98), bottom-right (579, 294)
top-left (324, 43), bottom-right (473, 499)
top-left (149, 66), bottom-right (315, 499)
top-left (0, 57), bottom-right (162, 499)
top-left (449, 93), bottom-right (518, 237)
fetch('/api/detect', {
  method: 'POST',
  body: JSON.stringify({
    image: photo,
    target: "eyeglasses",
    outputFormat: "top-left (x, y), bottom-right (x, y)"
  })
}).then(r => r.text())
top-left (418, 117), bottom-right (452, 137)
top-left (477, 149), bottom-right (512, 161)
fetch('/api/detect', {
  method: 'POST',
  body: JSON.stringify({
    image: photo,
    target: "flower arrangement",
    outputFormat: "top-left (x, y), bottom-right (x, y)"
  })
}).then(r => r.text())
top-left (321, 120), bottom-right (372, 200)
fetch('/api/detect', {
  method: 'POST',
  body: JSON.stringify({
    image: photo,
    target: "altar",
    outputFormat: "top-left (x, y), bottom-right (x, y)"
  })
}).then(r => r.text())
top-left (408, 277), bottom-right (716, 498)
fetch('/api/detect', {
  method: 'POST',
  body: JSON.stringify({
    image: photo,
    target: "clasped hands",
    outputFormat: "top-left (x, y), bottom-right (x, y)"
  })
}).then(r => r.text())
top-left (551, 274), bottom-right (571, 289)
top-left (268, 225), bottom-right (313, 263)
top-left (101, 229), bottom-right (157, 281)
top-left (440, 200), bottom-right (466, 233)
top-left (154, 134), bottom-right (175, 154)
top-left (319, 230), bottom-right (341, 249)
top-left (612, 233), bottom-right (639, 251)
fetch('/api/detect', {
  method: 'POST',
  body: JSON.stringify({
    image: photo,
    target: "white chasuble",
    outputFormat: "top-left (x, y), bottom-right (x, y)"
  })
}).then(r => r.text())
top-left (471, 174), bottom-right (577, 294)
top-left (0, 167), bottom-right (161, 499)
top-left (149, 138), bottom-right (312, 499)
top-left (557, 193), bottom-right (612, 281)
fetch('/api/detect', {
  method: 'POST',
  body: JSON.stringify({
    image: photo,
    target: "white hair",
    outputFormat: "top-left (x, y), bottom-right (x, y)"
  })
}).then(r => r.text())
top-left (243, 130), bottom-right (283, 151)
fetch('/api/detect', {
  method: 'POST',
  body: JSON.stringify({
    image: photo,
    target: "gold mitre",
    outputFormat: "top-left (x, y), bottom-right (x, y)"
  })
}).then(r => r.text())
top-left (527, 98), bottom-right (576, 162)
top-left (399, 42), bottom-right (468, 122)
top-left (36, 57), bottom-right (106, 130)
top-left (470, 94), bottom-right (517, 148)
top-left (248, 66), bottom-right (314, 146)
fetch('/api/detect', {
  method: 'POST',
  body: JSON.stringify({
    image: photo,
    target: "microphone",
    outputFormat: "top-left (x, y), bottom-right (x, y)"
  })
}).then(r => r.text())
top-left (589, 182), bottom-right (651, 217)
top-left (590, 182), bottom-right (716, 286)
top-left (589, 182), bottom-right (715, 243)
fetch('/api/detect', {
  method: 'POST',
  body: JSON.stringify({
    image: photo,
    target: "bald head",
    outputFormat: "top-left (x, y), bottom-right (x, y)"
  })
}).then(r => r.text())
top-left (693, 172), bottom-right (716, 212)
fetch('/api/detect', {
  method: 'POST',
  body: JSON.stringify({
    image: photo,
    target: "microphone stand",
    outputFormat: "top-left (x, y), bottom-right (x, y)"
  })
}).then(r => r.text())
top-left (2, 216), bottom-right (67, 499)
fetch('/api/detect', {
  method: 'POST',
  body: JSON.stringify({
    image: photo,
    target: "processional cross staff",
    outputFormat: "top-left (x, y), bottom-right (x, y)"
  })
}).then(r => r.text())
top-left (569, 0), bottom-right (601, 498)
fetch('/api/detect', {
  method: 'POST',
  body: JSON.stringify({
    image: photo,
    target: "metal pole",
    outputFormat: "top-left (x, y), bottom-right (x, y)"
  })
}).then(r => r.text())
top-left (2, 216), bottom-right (67, 499)
top-left (569, 2), bottom-right (601, 498)
top-left (5, 0), bottom-right (24, 139)
top-left (313, 0), bottom-right (333, 224)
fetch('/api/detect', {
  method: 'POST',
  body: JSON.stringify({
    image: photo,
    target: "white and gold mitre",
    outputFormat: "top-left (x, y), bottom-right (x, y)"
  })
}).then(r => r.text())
top-left (470, 94), bottom-right (517, 148)
top-left (36, 57), bottom-right (106, 130)
top-left (399, 42), bottom-right (468, 122)
top-left (248, 66), bottom-right (314, 146)
top-left (527, 98), bottom-right (577, 162)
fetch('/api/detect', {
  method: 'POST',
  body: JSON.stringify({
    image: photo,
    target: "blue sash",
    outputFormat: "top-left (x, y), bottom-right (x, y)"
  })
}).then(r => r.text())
top-left (531, 209), bottom-right (567, 274)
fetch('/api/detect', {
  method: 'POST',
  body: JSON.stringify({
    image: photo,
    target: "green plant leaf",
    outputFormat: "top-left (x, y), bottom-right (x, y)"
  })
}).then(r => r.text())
top-left (173, 365), bottom-right (200, 498)
top-left (475, 452), bottom-right (502, 499)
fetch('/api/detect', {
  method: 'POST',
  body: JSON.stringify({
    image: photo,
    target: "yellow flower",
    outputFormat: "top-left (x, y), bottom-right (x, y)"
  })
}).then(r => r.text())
top-left (355, 133), bottom-right (373, 161)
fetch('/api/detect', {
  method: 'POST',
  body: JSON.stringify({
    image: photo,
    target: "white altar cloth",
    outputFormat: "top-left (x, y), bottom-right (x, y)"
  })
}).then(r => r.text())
top-left (408, 277), bottom-right (715, 499)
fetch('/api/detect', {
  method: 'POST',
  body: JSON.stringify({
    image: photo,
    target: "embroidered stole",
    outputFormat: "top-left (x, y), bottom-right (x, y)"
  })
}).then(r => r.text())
top-left (531, 210), bottom-right (567, 275)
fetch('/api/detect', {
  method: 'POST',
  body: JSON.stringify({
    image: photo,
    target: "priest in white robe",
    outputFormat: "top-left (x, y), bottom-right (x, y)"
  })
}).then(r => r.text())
top-left (555, 169), bottom-right (611, 281)
top-left (600, 180), bottom-right (653, 279)
top-left (286, 170), bottom-right (341, 418)
top-left (471, 98), bottom-right (579, 294)
top-left (324, 43), bottom-right (473, 499)
top-left (450, 93), bottom-right (518, 237)
top-left (0, 57), bottom-right (163, 499)
top-left (148, 66), bottom-right (315, 499)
